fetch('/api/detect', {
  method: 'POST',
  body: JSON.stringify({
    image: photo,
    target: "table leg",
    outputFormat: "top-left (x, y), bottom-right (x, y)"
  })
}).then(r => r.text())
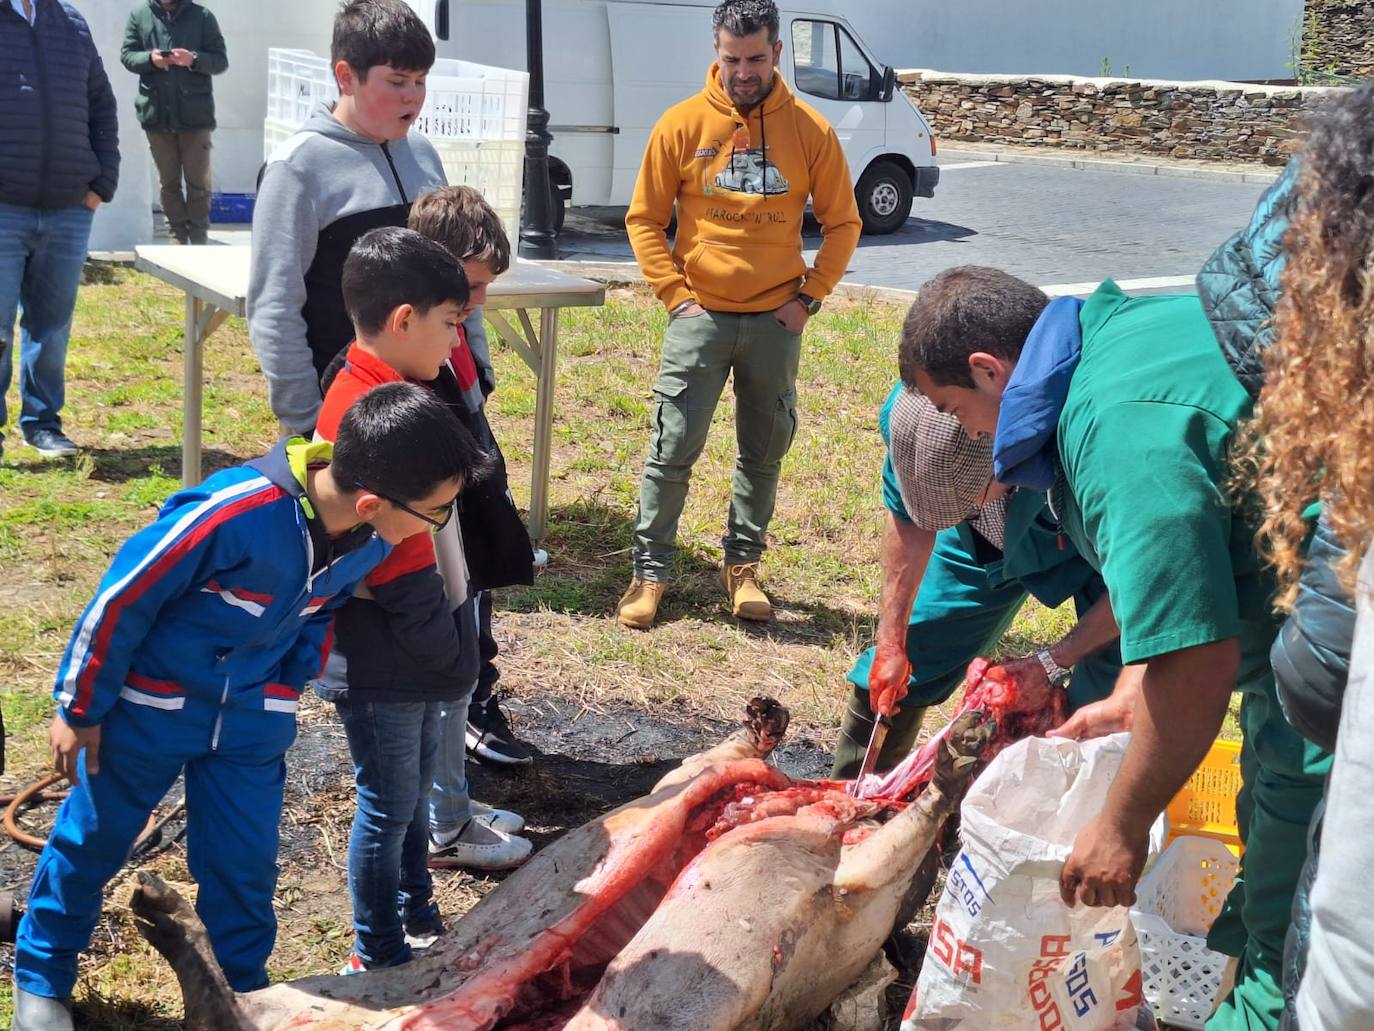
top-left (528, 307), bottom-right (559, 544)
top-left (182, 295), bottom-right (205, 487)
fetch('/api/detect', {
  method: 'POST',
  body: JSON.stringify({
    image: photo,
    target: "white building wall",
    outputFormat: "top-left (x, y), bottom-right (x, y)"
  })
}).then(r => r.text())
top-left (86, 0), bottom-right (152, 251)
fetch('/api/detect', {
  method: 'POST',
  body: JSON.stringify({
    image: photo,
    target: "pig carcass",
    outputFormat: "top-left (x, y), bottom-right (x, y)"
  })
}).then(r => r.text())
top-left (133, 675), bottom-right (1036, 1031)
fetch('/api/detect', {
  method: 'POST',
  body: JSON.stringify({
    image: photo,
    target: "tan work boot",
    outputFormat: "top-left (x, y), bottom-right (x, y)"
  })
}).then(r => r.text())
top-left (617, 578), bottom-right (665, 630)
top-left (722, 562), bottom-right (772, 621)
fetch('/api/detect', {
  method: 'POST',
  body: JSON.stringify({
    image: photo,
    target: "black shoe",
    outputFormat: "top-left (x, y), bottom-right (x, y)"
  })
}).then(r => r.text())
top-left (25, 428), bottom-right (78, 458)
top-left (465, 695), bottom-right (533, 765)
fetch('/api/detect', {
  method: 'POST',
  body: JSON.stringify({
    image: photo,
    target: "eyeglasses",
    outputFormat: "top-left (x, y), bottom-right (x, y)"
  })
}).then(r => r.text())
top-left (354, 481), bottom-right (455, 531)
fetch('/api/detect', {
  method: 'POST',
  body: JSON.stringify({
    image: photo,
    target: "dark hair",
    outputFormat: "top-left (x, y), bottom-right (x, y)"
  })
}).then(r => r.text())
top-left (409, 186), bottom-right (512, 275)
top-left (713, 0), bottom-right (780, 43)
top-left (333, 382), bottom-right (492, 503)
top-left (899, 266), bottom-right (1049, 389)
top-left (319, 346), bottom-right (350, 396)
top-left (342, 226), bottom-right (470, 336)
top-left (331, 0), bottom-right (435, 81)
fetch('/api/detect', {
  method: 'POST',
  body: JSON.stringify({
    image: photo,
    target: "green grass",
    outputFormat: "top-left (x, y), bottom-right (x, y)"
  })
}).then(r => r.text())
top-left (0, 271), bottom-right (1208, 1025)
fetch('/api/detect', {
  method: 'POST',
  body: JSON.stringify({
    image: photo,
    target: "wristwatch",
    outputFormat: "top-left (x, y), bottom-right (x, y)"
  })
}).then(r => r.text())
top-left (1036, 648), bottom-right (1072, 687)
top-left (797, 293), bottom-right (822, 316)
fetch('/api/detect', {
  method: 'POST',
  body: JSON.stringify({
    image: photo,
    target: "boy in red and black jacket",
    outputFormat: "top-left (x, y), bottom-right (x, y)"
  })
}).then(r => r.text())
top-left (314, 228), bottom-right (531, 976)
top-left (407, 187), bottom-right (537, 792)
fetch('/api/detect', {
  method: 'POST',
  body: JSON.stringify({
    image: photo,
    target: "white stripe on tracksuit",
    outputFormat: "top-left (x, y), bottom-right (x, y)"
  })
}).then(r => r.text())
top-left (57, 478), bottom-right (270, 709)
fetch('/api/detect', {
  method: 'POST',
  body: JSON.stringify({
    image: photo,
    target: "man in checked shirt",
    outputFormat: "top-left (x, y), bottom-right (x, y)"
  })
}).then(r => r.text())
top-left (830, 382), bottom-right (1127, 779)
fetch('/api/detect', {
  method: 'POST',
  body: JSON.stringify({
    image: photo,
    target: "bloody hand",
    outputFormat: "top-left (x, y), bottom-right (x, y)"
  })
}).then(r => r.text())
top-left (868, 642), bottom-right (910, 717)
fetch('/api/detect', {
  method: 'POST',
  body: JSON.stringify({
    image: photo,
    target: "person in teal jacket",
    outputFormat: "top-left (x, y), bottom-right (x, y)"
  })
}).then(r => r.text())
top-left (120, 0), bottom-right (227, 244)
top-left (904, 265), bottom-right (1329, 1031)
top-left (831, 381), bottom-right (1123, 779)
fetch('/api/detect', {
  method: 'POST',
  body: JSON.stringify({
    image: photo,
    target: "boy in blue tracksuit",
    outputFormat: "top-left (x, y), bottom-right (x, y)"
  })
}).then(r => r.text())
top-left (11, 383), bottom-right (488, 1031)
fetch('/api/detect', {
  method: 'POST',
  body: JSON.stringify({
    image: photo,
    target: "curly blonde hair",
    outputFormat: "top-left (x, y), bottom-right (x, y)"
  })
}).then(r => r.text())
top-left (1242, 87), bottom-right (1374, 607)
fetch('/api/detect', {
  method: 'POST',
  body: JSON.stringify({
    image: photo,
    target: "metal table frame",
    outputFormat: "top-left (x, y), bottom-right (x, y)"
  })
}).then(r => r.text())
top-left (133, 246), bottom-right (604, 542)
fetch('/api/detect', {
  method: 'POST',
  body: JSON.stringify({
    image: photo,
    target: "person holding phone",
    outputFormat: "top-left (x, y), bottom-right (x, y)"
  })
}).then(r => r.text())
top-left (120, 0), bottom-right (227, 245)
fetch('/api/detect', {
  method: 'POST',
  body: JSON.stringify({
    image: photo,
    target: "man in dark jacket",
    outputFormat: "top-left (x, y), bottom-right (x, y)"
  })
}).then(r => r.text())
top-left (0, 0), bottom-right (119, 461)
top-left (120, 0), bottom-right (227, 245)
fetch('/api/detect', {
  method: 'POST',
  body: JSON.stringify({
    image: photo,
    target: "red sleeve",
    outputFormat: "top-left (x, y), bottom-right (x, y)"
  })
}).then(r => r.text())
top-left (319, 363), bottom-right (439, 583)
top-left (317, 372), bottom-right (368, 442)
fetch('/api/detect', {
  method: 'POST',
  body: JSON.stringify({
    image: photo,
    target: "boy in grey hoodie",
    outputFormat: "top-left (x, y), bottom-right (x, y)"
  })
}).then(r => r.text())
top-left (247, 0), bottom-right (490, 434)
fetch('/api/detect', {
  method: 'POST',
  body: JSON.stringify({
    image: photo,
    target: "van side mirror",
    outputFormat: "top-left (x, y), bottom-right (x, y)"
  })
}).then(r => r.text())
top-left (435, 0), bottom-right (449, 41)
top-left (880, 64), bottom-right (896, 102)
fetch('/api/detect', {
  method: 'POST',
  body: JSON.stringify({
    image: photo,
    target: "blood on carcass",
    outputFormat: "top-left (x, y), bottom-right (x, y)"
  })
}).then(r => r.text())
top-left (864, 658), bottom-right (1067, 802)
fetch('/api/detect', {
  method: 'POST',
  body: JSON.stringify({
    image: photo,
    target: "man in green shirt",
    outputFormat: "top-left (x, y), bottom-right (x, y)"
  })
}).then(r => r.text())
top-left (832, 381), bottom-right (1123, 778)
top-left (900, 265), bottom-right (1329, 1031)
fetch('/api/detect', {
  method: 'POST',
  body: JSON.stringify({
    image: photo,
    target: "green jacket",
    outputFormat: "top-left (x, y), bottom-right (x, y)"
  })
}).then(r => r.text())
top-left (119, 0), bottom-right (227, 132)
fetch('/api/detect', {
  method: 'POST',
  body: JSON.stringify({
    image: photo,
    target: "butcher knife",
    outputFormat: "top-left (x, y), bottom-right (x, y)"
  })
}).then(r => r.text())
top-left (848, 712), bottom-right (890, 796)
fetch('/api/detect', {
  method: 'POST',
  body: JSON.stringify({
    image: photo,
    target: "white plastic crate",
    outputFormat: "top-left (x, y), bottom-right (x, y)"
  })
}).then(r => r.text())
top-left (1131, 835), bottom-right (1239, 1030)
top-left (415, 68), bottom-right (527, 141)
top-left (265, 49), bottom-right (335, 126)
top-left (262, 117), bottom-right (298, 163)
top-left (430, 138), bottom-right (524, 244)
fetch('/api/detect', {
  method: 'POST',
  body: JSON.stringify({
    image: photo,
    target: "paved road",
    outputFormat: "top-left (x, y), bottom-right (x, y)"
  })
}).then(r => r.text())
top-left (555, 156), bottom-right (1272, 297)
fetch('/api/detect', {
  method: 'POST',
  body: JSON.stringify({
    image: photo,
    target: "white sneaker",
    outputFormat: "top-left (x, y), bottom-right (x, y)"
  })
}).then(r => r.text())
top-left (469, 799), bottom-right (526, 834)
top-left (427, 820), bottom-right (532, 871)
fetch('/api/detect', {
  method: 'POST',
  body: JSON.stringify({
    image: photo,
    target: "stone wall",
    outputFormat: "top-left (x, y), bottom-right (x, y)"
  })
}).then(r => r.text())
top-left (900, 71), bottom-right (1341, 165)
top-left (1302, 0), bottom-right (1374, 79)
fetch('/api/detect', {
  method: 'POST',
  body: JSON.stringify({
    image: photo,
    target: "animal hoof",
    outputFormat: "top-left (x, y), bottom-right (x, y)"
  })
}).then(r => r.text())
top-left (743, 697), bottom-right (790, 754)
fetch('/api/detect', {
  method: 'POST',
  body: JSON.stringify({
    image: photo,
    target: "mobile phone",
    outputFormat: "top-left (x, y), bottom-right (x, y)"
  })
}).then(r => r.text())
top-left (158, 49), bottom-right (173, 57)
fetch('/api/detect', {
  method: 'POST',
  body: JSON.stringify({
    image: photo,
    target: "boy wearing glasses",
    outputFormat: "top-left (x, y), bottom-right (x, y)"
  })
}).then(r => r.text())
top-left (12, 383), bottom-right (484, 1031)
top-left (314, 228), bottom-right (532, 976)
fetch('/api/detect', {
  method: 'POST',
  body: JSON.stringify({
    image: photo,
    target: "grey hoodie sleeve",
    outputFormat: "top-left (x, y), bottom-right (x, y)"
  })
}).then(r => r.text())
top-left (463, 307), bottom-right (495, 394)
top-left (248, 160), bottom-right (323, 433)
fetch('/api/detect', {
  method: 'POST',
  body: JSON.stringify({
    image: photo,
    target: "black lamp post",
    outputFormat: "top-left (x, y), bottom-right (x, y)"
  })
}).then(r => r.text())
top-left (520, 0), bottom-right (557, 258)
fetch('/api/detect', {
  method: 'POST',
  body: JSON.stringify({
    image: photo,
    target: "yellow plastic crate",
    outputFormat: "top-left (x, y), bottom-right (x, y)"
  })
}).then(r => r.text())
top-left (1166, 739), bottom-right (1243, 855)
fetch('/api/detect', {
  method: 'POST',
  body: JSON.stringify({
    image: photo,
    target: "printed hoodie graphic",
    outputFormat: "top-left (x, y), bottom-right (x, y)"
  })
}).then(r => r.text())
top-left (712, 148), bottom-right (790, 196)
top-left (626, 64), bottom-right (860, 313)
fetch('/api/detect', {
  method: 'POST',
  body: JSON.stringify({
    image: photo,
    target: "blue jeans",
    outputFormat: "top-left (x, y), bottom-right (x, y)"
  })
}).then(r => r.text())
top-left (429, 596), bottom-right (480, 836)
top-left (0, 203), bottom-right (93, 438)
top-left (336, 700), bottom-right (441, 967)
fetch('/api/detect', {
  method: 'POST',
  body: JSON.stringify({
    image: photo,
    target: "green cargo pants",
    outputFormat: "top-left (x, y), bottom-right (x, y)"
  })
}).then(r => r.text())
top-left (1207, 645), bottom-right (1330, 1031)
top-left (632, 309), bottom-right (801, 581)
top-left (831, 520), bottom-right (1122, 778)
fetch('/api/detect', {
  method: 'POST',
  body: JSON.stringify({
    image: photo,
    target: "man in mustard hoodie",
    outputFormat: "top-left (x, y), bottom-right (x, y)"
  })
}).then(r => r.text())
top-left (617, 0), bottom-right (861, 630)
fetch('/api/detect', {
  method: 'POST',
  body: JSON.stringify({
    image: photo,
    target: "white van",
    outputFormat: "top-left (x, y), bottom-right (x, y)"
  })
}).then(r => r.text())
top-left (411, 0), bottom-right (939, 234)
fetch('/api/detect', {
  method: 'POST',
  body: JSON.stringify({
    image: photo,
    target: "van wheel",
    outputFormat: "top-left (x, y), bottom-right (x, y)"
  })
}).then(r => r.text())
top-left (552, 189), bottom-right (566, 235)
top-left (855, 160), bottom-right (912, 235)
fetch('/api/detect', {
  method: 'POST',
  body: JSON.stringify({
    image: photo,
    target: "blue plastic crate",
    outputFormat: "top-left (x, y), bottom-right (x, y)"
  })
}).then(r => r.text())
top-left (209, 192), bottom-right (255, 223)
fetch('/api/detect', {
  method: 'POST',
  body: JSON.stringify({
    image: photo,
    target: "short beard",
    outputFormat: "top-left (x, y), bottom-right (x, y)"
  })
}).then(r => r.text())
top-left (729, 76), bottom-right (774, 109)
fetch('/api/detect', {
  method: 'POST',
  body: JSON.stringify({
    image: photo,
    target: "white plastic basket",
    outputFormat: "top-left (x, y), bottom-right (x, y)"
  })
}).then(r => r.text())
top-left (430, 138), bottom-right (525, 244)
top-left (262, 50), bottom-right (528, 241)
top-left (414, 69), bottom-right (527, 141)
top-left (262, 117), bottom-right (298, 163)
top-left (265, 49), bottom-right (335, 125)
top-left (1131, 835), bottom-right (1239, 1030)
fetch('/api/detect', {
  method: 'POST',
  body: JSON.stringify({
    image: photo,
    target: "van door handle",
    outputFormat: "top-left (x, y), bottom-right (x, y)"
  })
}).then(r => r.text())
top-left (435, 0), bottom-right (449, 40)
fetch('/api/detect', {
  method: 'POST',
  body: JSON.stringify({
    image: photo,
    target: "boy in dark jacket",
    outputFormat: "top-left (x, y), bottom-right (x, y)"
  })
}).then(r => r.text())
top-left (0, 0), bottom-right (119, 460)
top-left (315, 228), bottom-right (532, 976)
top-left (11, 383), bottom-right (484, 1031)
top-left (408, 187), bottom-right (536, 781)
top-left (120, 0), bottom-right (228, 245)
